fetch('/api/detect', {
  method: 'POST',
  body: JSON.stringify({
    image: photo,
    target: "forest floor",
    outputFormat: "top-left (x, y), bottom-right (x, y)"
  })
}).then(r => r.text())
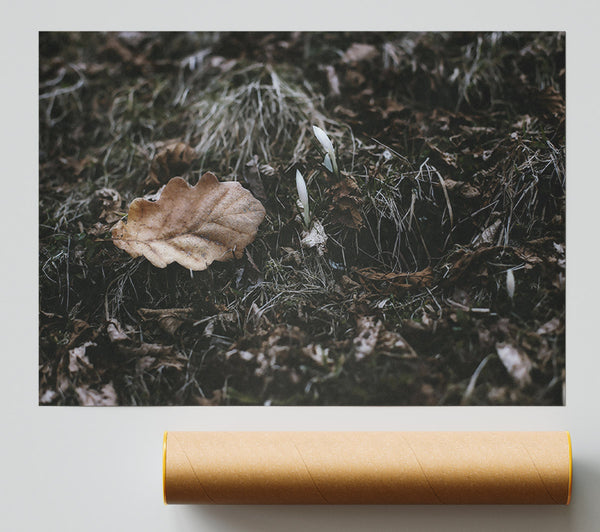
top-left (39, 32), bottom-right (565, 406)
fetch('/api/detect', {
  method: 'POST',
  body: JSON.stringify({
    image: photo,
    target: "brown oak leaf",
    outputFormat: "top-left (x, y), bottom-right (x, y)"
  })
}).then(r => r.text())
top-left (327, 177), bottom-right (363, 229)
top-left (112, 173), bottom-right (266, 270)
top-left (148, 142), bottom-right (197, 185)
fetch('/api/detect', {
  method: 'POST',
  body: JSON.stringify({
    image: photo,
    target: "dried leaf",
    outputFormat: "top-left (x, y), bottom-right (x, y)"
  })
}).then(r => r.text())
top-left (76, 382), bottom-right (118, 406)
top-left (513, 247), bottom-right (544, 266)
top-left (355, 266), bottom-right (433, 293)
top-left (106, 319), bottom-right (130, 343)
top-left (68, 341), bottom-right (95, 373)
top-left (244, 156), bottom-right (267, 201)
top-left (442, 178), bottom-right (479, 198)
top-left (445, 246), bottom-right (500, 282)
top-left (117, 342), bottom-right (176, 357)
top-left (536, 86), bottom-right (565, 117)
top-left (427, 142), bottom-right (458, 168)
top-left (148, 142), bottom-right (197, 185)
top-left (458, 182), bottom-right (480, 198)
top-left (112, 173), bottom-right (266, 270)
top-left (40, 389), bottom-right (58, 405)
top-left (382, 99), bottom-right (405, 118)
top-left (443, 178), bottom-right (460, 191)
top-left (155, 353), bottom-right (188, 371)
top-left (378, 330), bottom-right (418, 358)
top-left (345, 69), bottom-right (366, 87)
top-left (353, 316), bottom-right (382, 360)
top-left (473, 220), bottom-right (501, 245)
top-left (536, 318), bottom-right (562, 336)
top-left (300, 220), bottom-right (327, 255)
top-left (327, 177), bottom-right (363, 229)
top-left (342, 43), bottom-right (378, 63)
top-left (193, 389), bottom-right (224, 406)
top-left (352, 320), bottom-right (417, 360)
top-left (93, 187), bottom-right (122, 223)
top-left (302, 344), bottom-right (332, 366)
top-left (59, 155), bottom-right (97, 177)
top-left (138, 307), bottom-right (193, 335)
top-left (495, 342), bottom-right (532, 388)
top-left (226, 325), bottom-right (306, 377)
top-left (66, 319), bottom-right (93, 348)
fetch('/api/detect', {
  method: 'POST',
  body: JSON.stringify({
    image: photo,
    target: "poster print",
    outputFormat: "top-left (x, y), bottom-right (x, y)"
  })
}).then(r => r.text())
top-left (39, 32), bottom-right (565, 406)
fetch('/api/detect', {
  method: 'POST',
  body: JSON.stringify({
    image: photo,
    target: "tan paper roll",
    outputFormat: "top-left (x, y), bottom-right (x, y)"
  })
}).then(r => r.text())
top-left (163, 431), bottom-right (572, 505)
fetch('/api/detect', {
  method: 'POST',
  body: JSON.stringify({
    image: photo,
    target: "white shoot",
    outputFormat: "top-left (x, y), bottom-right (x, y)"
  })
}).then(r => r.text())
top-left (323, 153), bottom-right (333, 173)
top-left (506, 269), bottom-right (515, 299)
top-left (312, 125), bottom-right (338, 175)
top-left (296, 170), bottom-right (310, 227)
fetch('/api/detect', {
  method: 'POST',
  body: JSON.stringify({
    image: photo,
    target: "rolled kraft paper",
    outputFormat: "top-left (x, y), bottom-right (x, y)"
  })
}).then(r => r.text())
top-left (163, 431), bottom-right (572, 505)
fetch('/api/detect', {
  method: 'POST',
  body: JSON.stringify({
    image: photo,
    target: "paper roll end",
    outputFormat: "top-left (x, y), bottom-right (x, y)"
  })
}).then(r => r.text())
top-left (567, 431), bottom-right (572, 505)
top-left (163, 431), bottom-right (168, 505)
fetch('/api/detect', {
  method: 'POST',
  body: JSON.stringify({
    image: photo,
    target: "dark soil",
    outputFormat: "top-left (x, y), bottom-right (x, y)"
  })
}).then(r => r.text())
top-left (39, 32), bottom-right (565, 406)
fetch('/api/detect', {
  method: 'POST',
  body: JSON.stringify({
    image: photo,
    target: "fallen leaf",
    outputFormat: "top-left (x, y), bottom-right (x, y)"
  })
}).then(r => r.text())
top-left (536, 318), bottom-right (562, 336)
top-left (342, 43), bottom-right (378, 63)
top-left (136, 356), bottom-right (156, 374)
top-left (378, 330), bottom-right (418, 358)
top-left (148, 142), bottom-right (197, 185)
top-left (513, 247), bottom-right (544, 266)
top-left (458, 182), bottom-right (480, 198)
top-left (112, 173), bottom-right (266, 270)
top-left (155, 353), bottom-right (188, 371)
top-left (92, 188), bottom-right (122, 223)
top-left (117, 342), bottom-right (176, 357)
top-left (445, 246), bottom-right (500, 281)
top-left (426, 141), bottom-right (458, 168)
top-left (76, 382), bottom-right (118, 406)
top-left (300, 220), bottom-right (327, 255)
top-left (226, 325), bottom-right (306, 377)
top-left (302, 344), bottom-right (332, 366)
top-left (353, 316), bottom-right (382, 360)
top-left (138, 307), bottom-right (193, 335)
top-left (333, 105), bottom-right (358, 119)
top-left (68, 341), bottom-right (95, 373)
top-left (194, 389), bottom-right (224, 406)
top-left (60, 155), bottom-right (97, 177)
top-left (495, 342), bottom-right (532, 388)
top-left (106, 319), bottom-right (130, 343)
top-left (40, 389), bottom-right (58, 405)
top-left (382, 99), bottom-right (405, 118)
top-left (327, 177), bottom-right (363, 229)
top-left (344, 69), bottom-right (366, 88)
top-left (280, 246), bottom-right (302, 267)
top-left (244, 156), bottom-right (267, 201)
top-left (355, 266), bottom-right (433, 292)
top-left (66, 319), bottom-right (93, 348)
top-left (536, 86), bottom-right (565, 117)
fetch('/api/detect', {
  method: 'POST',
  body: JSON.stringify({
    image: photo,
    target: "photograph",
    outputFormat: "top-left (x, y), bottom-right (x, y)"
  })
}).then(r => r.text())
top-left (39, 31), bottom-right (565, 406)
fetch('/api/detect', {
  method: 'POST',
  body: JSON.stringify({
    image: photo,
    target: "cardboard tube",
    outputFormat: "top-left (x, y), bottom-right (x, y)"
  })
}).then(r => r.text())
top-left (163, 431), bottom-right (572, 505)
